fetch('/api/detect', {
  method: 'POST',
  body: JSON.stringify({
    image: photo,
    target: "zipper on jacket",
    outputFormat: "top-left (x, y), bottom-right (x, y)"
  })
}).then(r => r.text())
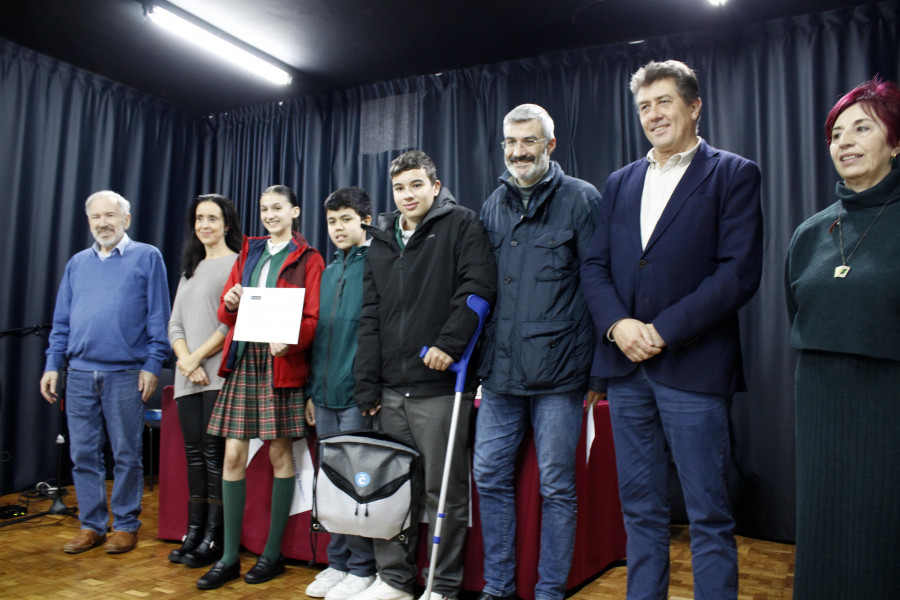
top-left (397, 249), bottom-right (410, 395)
top-left (270, 242), bottom-right (309, 389)
top-left (322, 256), bottom-right (347, 407)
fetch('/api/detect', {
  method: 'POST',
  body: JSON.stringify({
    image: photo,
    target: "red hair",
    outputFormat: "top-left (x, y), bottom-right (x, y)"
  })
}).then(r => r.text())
top-left (824, 78), bottom-right (900, 147)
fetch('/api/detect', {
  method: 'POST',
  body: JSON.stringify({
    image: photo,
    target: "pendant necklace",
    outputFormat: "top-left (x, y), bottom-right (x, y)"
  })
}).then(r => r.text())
top-left (833, 198), bottom-right (890, 278)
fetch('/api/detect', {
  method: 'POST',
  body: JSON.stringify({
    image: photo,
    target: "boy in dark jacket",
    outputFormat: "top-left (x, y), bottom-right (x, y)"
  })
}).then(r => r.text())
top-left (351, 151), bottom-right (497, 600)
top-left (305, 187), bottom-right (377, 600)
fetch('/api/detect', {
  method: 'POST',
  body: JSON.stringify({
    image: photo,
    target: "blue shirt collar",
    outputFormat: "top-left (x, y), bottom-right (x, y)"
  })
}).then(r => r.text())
top-left (92, 232), bottom-right (131, 259)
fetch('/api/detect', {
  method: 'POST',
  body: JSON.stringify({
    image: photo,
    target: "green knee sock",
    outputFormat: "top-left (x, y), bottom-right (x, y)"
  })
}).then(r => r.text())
top-left (261, 476), bottom-right (295, 560)
top-left (221, 479), bottom-right (246, 566)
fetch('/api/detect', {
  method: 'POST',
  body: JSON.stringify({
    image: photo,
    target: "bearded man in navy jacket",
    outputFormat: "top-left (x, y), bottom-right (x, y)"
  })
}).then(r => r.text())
top-left (581, 61), bottom-right (763, 600)
top-left (40, 190), bottom-right (170, 555)
top-left (474, 104), bottom-right (601, 600)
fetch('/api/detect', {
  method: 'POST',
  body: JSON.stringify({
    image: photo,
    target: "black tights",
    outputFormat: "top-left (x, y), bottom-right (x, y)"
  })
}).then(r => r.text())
top-left (176, 391), bottom-right (225, 500)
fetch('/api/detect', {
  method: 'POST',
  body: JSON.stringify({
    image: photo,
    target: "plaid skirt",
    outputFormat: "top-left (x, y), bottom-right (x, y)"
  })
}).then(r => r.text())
top-left (207, 342), bottom-right (308, 440)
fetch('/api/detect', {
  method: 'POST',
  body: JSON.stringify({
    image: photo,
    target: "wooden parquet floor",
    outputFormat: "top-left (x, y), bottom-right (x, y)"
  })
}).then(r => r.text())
top-left (0, 481), bottom-right (794, 599)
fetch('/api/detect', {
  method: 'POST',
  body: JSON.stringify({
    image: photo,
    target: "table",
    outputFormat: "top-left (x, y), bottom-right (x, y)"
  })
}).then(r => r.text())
top-left (158, 387), bottom-right (626, 598)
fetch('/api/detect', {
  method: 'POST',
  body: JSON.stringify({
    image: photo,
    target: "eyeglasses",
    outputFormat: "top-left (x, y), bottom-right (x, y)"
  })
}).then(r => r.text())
top-left (501, 138), bottom-right (547, 150)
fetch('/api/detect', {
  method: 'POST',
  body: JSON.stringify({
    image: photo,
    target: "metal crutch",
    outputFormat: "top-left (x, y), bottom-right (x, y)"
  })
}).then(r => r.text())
top-left (419, 293), bottom-right (491, 599)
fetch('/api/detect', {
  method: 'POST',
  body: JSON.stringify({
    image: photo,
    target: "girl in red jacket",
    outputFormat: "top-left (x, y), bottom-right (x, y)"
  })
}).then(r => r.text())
top-left (198, 185), bottom-right (323, 590)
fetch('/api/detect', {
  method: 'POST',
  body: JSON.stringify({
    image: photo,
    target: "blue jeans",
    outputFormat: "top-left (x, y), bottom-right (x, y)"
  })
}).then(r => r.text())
top-left (65, 369), bottom-right (145, 535)
top-left (314, 405), bottom-right (376, 577)
top-left (607, 367), bottom-right (737, 600)
top-left (473, 389), bottom-right (583, 600)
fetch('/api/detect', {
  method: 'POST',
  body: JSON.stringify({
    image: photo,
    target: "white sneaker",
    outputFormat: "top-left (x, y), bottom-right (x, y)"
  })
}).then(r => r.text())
top-left (418, 593), bottom-right (449, 600)
top-left (346, 575), bottom-right (413, 600)
top-left (326, 574), bottom-right (376, 600)
top-left (307, 567), bottom-right (348, 597)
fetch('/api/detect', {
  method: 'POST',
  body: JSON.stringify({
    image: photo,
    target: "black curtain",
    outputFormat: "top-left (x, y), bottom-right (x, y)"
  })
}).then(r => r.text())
top-left (0, 40), bottom-right (205, 494)
top-left (1, 1), bottom-right (897, 541)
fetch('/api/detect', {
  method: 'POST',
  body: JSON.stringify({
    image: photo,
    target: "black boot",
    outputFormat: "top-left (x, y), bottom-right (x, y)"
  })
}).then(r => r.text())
top-left (169, 499), bottom-right (207, 563)
top-left (181, 501), bottom-right (223, 568)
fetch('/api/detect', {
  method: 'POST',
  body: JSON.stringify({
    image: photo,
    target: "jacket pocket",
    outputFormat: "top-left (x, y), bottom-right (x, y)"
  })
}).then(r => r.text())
top-left (517, 319), bottom-right (586, 388)
top-left (485, 227), bottom-right (505, 253)
top-left (475, 318), bottom-right (496, 379)
top-left (532, 228), bottom-right (576, 281)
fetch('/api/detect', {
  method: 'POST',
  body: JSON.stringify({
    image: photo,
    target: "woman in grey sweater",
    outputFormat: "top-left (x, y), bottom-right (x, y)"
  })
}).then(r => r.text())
top-left (167, 194), bottom-right (242, 567)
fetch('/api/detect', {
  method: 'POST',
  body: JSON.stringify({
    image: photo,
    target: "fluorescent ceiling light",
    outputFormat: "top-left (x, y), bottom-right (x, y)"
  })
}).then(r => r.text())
top-left (147, 5), bottom-right (292, 86)
top-left (709, 0), bottom-right (728, 5)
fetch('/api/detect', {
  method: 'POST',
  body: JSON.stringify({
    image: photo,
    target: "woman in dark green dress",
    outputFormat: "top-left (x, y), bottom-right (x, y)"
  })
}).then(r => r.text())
top-left (785, 78), bottom-right (900, 600)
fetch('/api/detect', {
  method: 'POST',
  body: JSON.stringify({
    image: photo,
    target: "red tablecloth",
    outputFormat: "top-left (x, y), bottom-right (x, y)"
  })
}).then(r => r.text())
top-left (158, 387), bottom-right (625, 598)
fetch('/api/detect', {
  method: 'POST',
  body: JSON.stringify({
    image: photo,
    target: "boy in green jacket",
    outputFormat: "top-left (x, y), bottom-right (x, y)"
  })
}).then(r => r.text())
top-left (305, 187), bottom-right (376, 600)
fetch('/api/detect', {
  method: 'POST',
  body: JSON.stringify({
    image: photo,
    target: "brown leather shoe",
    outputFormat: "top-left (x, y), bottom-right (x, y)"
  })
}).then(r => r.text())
top-left (63, 529), bottom-right (107, 554)
top-left (104, 529), bottom-right (139, 554)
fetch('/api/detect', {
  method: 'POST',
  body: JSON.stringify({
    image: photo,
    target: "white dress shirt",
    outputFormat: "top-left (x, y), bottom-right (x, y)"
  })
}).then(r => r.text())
top-left (639, 138), bottom-right (702, 249)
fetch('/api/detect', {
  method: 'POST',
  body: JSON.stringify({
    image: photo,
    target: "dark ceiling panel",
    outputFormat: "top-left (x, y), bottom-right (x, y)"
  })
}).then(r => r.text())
top-left (0, 0), bottom-right (883, 114)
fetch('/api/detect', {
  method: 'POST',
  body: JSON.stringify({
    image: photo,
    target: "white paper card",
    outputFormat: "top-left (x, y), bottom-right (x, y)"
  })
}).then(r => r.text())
top-left (233, 287), bottom-right (305, 344)
top-left (246, 438), bottom-right (263, 466)
top-left (289, 438), bottom-right (315, 515)
top-left (586, 403), bottom-right (595, 465)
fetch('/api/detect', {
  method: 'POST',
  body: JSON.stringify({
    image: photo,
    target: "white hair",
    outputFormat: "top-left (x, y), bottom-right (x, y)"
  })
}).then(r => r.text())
top-left (503, 103), bottom-right (555, 140)
top-left (85, 190), bottom-right (131, 215)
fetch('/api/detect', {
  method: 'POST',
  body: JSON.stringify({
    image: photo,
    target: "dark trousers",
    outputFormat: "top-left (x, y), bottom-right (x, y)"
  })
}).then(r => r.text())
top-left (177, 390), bottom-right (225, 500)
top-left (374, 388), bottom-right (474, 598)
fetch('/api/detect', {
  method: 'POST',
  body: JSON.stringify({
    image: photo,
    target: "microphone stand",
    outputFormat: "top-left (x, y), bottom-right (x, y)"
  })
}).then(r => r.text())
top-left (0, 324), bottom-right (79, 527)
top-left (0, 433), bottom-right (80, 527)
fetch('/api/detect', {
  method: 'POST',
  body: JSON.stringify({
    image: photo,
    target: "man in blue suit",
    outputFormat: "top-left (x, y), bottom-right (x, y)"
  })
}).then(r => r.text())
top-left (581, 60), bottom-right (763, 600)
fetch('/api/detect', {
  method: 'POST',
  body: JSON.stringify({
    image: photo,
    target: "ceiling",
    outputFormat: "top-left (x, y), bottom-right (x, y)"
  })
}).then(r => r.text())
top-left (0, 0), bottom-right (881, 114)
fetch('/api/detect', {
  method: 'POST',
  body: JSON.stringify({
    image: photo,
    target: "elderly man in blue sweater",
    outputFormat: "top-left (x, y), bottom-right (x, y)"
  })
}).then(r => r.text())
top-left (40, 190), bottom-right (170, 555)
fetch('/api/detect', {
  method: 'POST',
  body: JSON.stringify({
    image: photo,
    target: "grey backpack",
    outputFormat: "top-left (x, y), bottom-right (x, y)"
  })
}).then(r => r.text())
top-left (311, 430), bottom-right (421, 542)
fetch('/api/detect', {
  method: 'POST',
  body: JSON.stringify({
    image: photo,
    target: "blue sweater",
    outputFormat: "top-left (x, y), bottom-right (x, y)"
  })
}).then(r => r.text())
top-left (44, 240), bottom-right (171, 375)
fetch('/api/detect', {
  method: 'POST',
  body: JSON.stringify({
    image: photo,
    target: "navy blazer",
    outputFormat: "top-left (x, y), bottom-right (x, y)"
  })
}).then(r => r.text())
top-left (581, 140), bottom-right (763, 396)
